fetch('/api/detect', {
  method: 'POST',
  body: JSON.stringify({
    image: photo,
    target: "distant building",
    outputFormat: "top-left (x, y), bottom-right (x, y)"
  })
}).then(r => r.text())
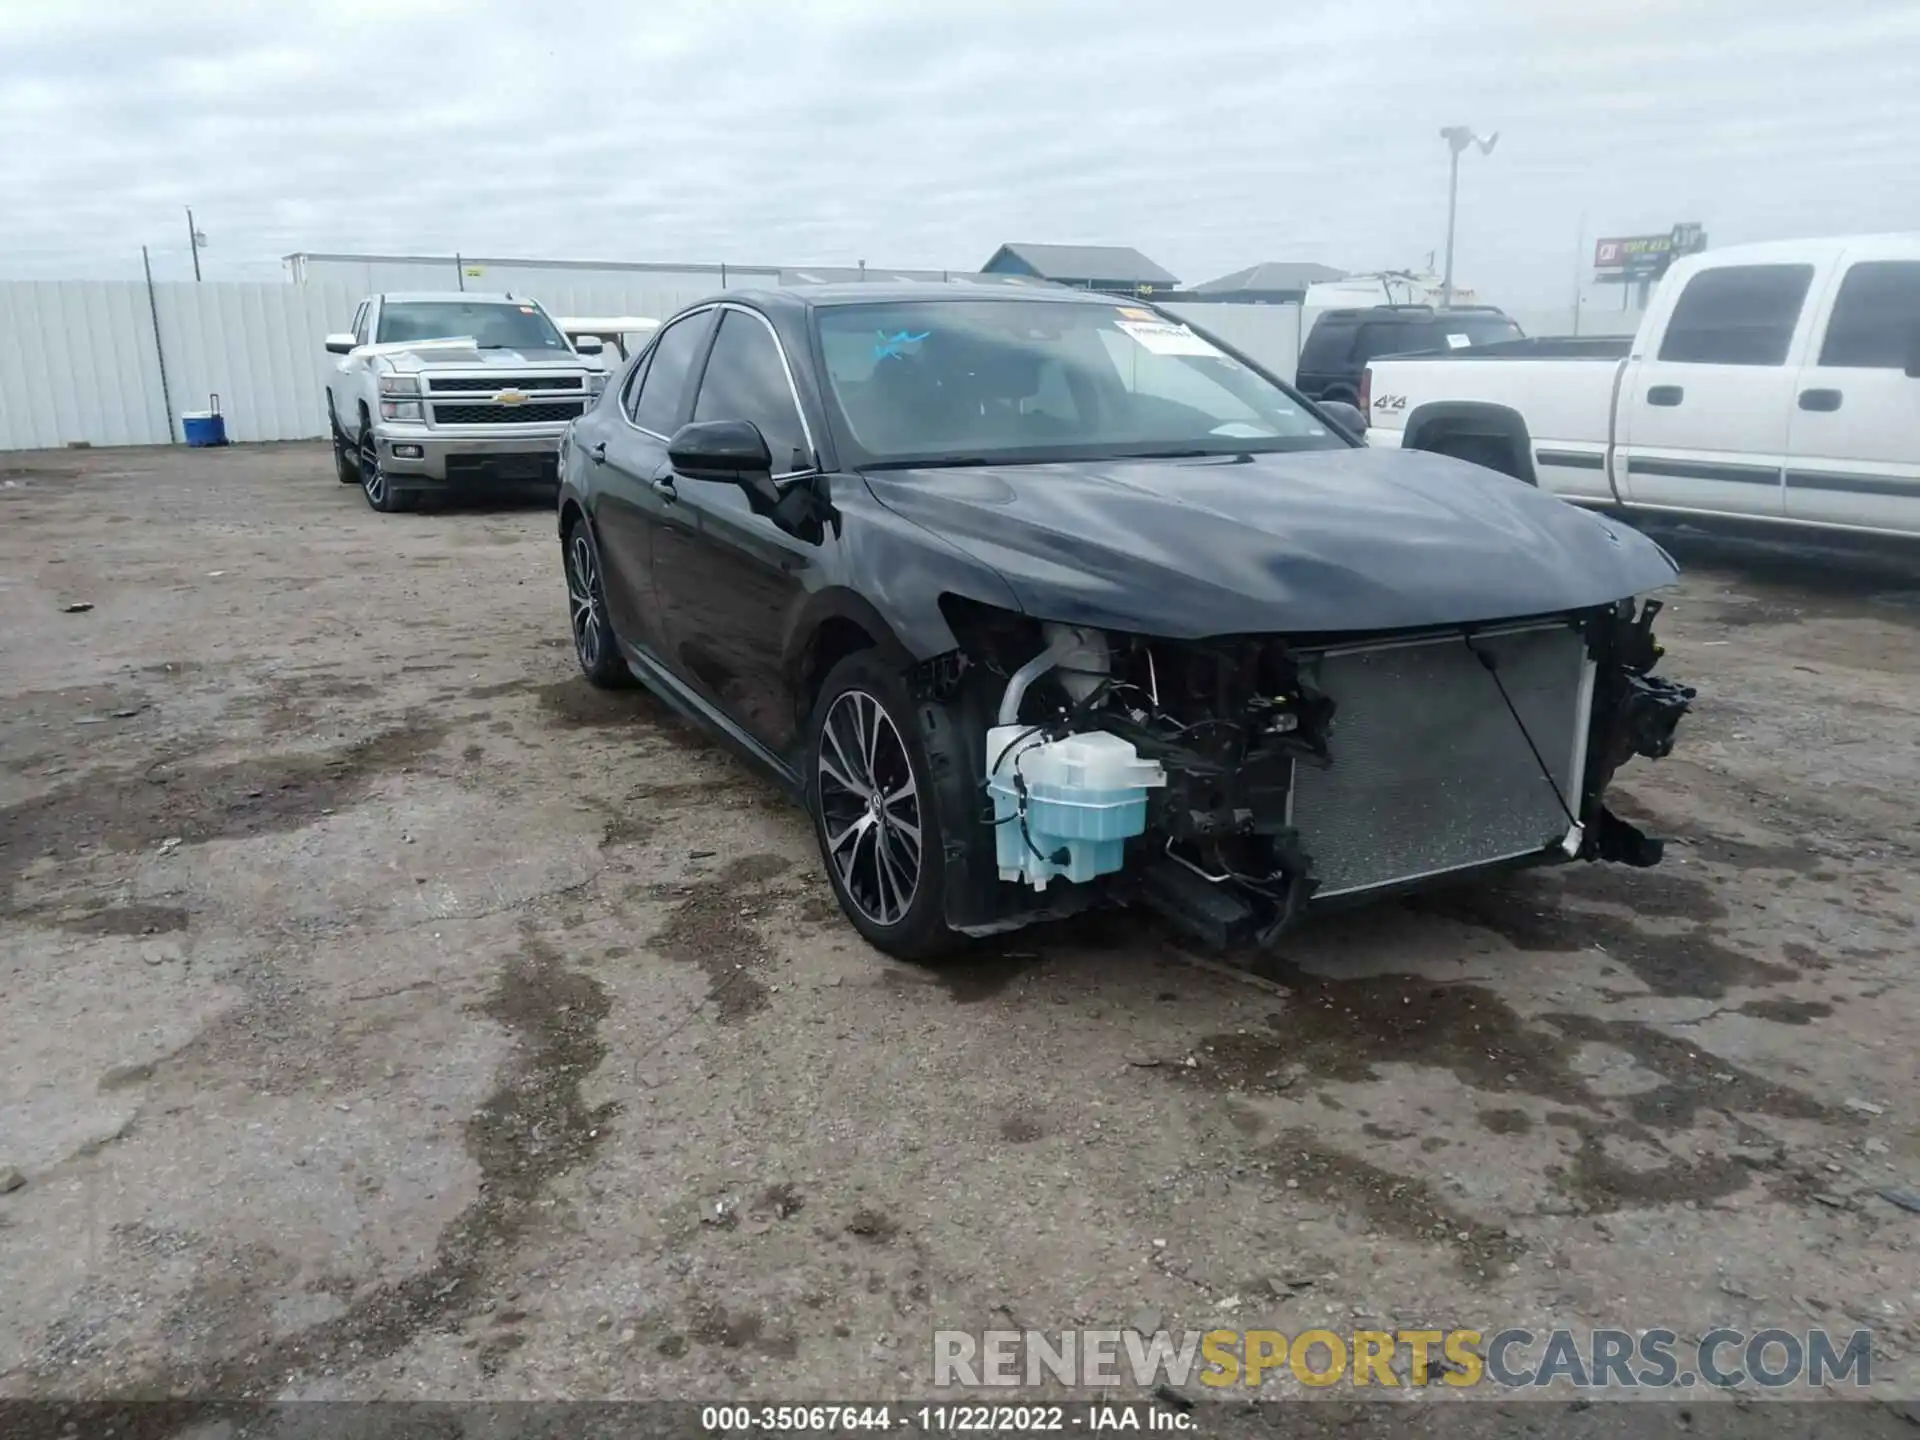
top-left (1191, 262), bottom-right (1350, 305)
top-left (980, 243), bottom-right (1179, 295)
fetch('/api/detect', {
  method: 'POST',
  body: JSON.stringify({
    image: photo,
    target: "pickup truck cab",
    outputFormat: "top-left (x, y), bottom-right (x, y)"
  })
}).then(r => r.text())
top-left (1364, 235), bottom-right (1920, 539)
top-left (324, 293), bottom-right (604, 513)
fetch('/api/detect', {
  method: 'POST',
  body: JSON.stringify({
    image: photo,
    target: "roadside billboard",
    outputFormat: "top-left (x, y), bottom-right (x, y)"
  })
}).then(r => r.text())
top-left (1594, 223), bottom-right (1708, 282)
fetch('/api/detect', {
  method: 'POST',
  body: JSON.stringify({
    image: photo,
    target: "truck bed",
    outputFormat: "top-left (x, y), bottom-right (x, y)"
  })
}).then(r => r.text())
top-left (1364, 345), bottom-right (1628, 500)
top-left (1381, 334), bottom-right (1633, 362)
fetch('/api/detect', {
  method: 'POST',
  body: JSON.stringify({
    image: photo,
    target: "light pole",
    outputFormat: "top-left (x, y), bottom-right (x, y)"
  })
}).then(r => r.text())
top-left (1438, 126), bottom-right (1497, 308)
top-left (185, 207), bottom-right (208, 281)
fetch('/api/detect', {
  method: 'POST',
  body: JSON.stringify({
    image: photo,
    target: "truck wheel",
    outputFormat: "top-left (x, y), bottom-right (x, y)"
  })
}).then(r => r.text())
top-left (563, 516), bottom-right (631, 689)
top-left (329, 402), bottom-right (358, 483)
top-left (357, 411), bottom-right (409, 513)
top-left (806, 651), bottom-right (958, 962)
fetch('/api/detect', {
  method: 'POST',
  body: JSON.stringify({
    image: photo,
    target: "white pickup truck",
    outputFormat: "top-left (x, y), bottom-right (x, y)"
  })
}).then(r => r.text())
top-left (1363, 235), bottom-right (1920, 539)
top-left (325, 293), bottom-right (606, 513)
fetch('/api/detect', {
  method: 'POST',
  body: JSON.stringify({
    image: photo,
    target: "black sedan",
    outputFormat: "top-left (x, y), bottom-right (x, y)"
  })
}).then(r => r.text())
top-left (554, 285), bottom-right (1692, 959)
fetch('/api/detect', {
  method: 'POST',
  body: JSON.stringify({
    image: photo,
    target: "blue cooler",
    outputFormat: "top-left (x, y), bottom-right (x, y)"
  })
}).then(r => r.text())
top-left (182, 395), bottom-right (228, 447)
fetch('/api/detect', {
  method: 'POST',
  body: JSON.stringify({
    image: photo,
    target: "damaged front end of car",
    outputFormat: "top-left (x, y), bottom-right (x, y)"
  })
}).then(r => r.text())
top-left (922, 595), bottom-right (1694, 949)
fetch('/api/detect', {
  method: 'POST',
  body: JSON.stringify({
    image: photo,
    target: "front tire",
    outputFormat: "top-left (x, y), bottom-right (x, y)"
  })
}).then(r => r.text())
top-left (563, 516), bottom-right (631, 689)
top-left (807, 652), bottom-right (956, 961)
top-left (358, 412), bottom-right (409, 513)
top-left (330, 403), bottom-right (358, 484)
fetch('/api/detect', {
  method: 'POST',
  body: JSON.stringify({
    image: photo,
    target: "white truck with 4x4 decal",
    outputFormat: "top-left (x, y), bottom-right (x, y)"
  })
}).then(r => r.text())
top-left (324, 293), bottom-right (607, 513)
top-left (1362, 234), bottom-right (1920, 539)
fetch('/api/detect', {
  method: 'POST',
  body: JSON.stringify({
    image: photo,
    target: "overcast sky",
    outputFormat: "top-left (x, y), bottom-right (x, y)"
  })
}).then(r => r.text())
top-left (2, 0), bottom-right (1916, 306)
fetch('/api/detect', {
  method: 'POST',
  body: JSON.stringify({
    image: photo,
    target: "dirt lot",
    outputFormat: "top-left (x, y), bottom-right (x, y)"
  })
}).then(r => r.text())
top-left (1, 443), bottom-right (1915, 1427)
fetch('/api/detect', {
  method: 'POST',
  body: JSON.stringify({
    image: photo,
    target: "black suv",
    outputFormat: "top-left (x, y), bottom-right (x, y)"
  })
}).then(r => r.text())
top-left (1295, 304), bottom-right (1523, 405)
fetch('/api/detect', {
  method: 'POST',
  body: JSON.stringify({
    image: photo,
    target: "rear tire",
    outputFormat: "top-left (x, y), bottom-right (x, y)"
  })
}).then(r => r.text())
top-left (807, 652), bottom-right (957, 962)
top-left (563, 516), bottom-right (632, 689)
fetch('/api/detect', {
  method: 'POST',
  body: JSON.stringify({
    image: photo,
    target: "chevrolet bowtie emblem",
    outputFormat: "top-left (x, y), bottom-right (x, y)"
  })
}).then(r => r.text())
top-left (495, 389), bottom-right (528, 405)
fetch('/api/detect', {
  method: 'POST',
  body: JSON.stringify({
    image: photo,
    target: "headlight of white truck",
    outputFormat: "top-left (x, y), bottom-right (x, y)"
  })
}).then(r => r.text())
top-left (589, 372), bottom-right (608, 397)
top-left (380, 400), bottom-right (423, 421)
top-left (378, 374), bottom-right (420, 396)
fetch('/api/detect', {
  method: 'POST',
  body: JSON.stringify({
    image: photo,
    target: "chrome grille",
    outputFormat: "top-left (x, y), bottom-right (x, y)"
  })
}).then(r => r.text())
top-left (426, 375), bottom-right (584, 393)
top-left (1290, 623), bottom-right (1592, 898)
top-left (431, 401), bottom-right (584, 426)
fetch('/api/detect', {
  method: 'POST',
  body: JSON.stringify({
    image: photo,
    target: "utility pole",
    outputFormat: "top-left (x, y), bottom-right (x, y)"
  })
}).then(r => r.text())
top-left (185, 207), bottom-right (206, 281)
top-left (1438, 127), bottom-right (1498, 308)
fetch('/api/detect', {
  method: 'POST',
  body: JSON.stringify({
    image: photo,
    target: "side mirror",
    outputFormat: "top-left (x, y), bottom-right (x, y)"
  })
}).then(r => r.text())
top-left (1319, 400), bottom-right (1368, 437)
top-left (572, 335), bottom-right (605, 356)
top-left (667, 419), bottom-right (773, 481)
top-left (324, 333), bottom-right (357, 356)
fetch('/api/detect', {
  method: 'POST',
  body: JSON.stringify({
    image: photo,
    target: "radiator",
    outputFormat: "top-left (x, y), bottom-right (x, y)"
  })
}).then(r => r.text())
top-left (1288, 621), bottom-right (1594, 898)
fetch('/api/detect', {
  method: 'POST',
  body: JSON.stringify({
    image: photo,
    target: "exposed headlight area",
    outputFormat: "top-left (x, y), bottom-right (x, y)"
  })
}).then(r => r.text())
top-left (380, 399), bottom-right (424, 421)
top-left (378, 373), bottom-right (421, 396)
top-left (588, 371), bottom-right (608, 397)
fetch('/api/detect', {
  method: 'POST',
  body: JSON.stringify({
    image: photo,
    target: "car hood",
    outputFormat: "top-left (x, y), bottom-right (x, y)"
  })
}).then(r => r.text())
top-left (859, 447), bottom-right (1678, 637)
top-left (375, 343), bottom-right (585, 374)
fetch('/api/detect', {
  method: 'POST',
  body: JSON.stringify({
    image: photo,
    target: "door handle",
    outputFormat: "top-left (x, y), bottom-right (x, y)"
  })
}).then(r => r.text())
top-left (1647, 385), bottom-right (1684, 407)
top-left (587, 441), bottom-right (606, 464)
top-left (1798, 388), bottom-right (1843, 412)
top-left (650, 475), bottom-right (678, 503)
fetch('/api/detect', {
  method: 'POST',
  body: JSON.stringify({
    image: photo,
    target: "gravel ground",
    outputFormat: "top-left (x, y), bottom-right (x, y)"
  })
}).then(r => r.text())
top-left (0, 443), bottom-right (1915, 1430)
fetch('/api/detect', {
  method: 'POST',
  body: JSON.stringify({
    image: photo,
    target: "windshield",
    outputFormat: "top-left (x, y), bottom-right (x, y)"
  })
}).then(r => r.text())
top-left (815, 300), bottom-right (1347, 466)
top-left (376, 301), bottom-right (568, 351)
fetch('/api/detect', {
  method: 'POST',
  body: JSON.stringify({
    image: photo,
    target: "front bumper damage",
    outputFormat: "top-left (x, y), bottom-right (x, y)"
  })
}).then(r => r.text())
top-left (927, 596), bottom-right (1694, 949)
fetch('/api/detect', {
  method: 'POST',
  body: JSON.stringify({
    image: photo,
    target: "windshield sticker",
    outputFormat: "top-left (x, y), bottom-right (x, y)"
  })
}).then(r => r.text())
top-left (873, 329), bottom-right (930, 361)
top-left (1116, 306), bottom-right (1156, 321)
top-left (1117, 319), bottom-right (1222, 357)
top-left (1445, 333), bottom-right (1471, 348)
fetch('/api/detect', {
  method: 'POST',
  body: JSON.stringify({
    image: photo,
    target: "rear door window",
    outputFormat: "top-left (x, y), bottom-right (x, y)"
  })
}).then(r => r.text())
top-left (1657, 264), bottom-right (1813, 366)
top-left (629, 312), bottom-right (711, 435)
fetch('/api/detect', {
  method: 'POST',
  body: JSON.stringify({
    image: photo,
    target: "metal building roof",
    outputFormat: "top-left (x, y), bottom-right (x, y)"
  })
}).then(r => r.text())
top-left (1195, 262), bottom-right (1350, 294)
top-left (985, 243), bottom-right (1179, 286)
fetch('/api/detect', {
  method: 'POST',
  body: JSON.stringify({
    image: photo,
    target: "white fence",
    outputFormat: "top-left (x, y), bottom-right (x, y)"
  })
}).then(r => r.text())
top-left (0, 278), bottom-right (736, 452)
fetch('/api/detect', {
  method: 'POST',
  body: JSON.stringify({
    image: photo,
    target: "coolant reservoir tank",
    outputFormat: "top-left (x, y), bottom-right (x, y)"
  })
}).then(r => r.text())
top-left (985, 727), bottom-right (1165, 890)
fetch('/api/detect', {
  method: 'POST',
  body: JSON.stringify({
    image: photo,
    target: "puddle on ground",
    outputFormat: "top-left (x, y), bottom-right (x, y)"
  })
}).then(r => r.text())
top-left (1263, 1128), bottom-right (1522, 1281)
top-left (1178, 964), bottom-right (1837, 1135)
top-left (646, 853), bottom-right (792, 1023)
top-left (1404, 867), bottom-right (1798, 998)
top-left (0, 717), bottom-right (446, 907)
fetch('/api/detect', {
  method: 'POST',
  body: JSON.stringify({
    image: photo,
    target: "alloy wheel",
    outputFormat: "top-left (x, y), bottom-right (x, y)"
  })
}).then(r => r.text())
top-left (567, 531), bottom-right (604, 672)
top-left (816, 689), bottom-right (922, 927)
top-left (359, 429), bottom-right (388, 508)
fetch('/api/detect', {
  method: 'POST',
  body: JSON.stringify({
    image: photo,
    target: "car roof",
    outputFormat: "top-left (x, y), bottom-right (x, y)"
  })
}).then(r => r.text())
top-left (672, 281), bottom-right (1126, 315)
top-left (377, 291), bottom-right (538, 306)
